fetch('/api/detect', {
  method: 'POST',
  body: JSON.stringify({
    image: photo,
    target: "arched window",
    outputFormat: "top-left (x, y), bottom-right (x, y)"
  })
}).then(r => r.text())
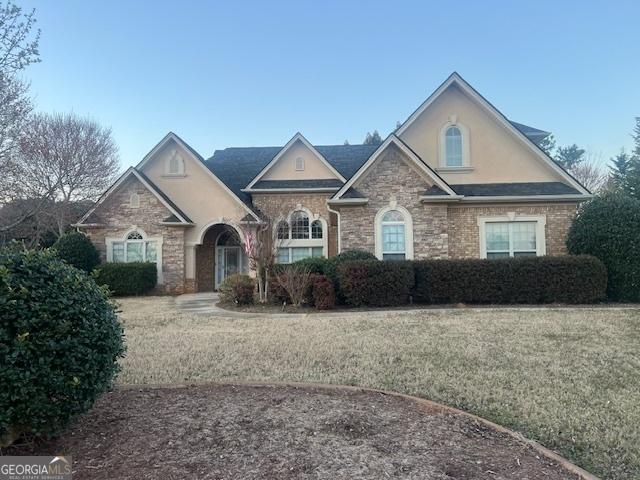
top-left (130, 192), bottom-right (140, 208)
top-left (375, 206), bottom-right (414, 261)
top-left (311, 220), bottom-right (323, 239)
top-left (381, 210), bottom-right (406, 260)
top-left (445, 126), bottom-right (463, 167)
top-left (111, 230), bottom-right (158, 264)
top-left (276, 210), bottom-right (326, 264)
top-left (276, 220), bottom-right (290, 239)
top-left (166, 150), bottom-right (184, 175)
top-left (291, 210), bottom-right (310, 239)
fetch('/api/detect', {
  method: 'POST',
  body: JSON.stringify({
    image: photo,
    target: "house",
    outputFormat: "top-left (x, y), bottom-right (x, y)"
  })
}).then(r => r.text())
top-left (76, 73), bottom-right (591, 294)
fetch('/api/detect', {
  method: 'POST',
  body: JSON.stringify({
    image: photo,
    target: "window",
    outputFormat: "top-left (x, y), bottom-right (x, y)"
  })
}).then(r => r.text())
top-left (485, 222), bottom-right (537, 258)
top-left (166, 150), bottom-right (184, 175)
top-left (445, 126), bottom-right (463, 167)
top-left (381, 210), bottom-right (406, 260)
top-left (295, 156), bottom-right (305, 171)
top-left (275, 210), bottom-right (326, 263)
top-left (111, 231), bottom-right (158, 264)
top-left (276, 220), bottom-right (290, 239)
top-left (291, 211), bottom-right (310, 239)
top-left (375, 206), bottom-right (414, 260)
top-left (130, 192), bottom-right (140, 208)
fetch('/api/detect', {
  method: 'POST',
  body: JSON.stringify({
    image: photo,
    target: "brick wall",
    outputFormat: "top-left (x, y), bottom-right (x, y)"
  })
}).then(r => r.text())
top-left (447, 203), bottom-right (579, 258)
top-left (252, 192), bottom-right (339, 257)
top-left (81, 175), bottom-right (187, 294)
top-left (338, 144), bottom-right (449, 259)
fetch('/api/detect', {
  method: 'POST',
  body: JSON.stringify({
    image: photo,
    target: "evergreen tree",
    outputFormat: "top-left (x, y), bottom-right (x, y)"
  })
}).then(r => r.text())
top-left (537, 134), bottom-right (556, 156)
top-left (610, 149), bottom-right (632, 191)
top-left (555, 144), bottom-right (585, 170)
top-left (363, 130), bottom-right (383, 145)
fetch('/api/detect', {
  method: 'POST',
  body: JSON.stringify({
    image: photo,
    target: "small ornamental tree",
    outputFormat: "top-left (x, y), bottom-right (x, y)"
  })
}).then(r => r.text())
top-left (239, 218), bottom-right (280, 303)
top-left (567, 193), bottom-right (640, 301)
top-left (52, 231), bottom-right (100, 273)
top-left (0, 247), bottom-right (125, 446)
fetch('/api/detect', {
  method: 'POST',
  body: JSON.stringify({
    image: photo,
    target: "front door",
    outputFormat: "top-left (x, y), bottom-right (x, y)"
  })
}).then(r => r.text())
top-left (215, 246), bottom-right (241, 289)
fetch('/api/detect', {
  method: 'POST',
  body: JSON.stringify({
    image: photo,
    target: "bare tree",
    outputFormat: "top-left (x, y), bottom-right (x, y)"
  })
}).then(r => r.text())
top-left (568, 151), bottom-right (609, 193)
top-left (276, 265), bottom-right (312, 307)
top-left (11, 112), bottom-right (120, 236)
top-left (238, 216), bottom-right (282, 303)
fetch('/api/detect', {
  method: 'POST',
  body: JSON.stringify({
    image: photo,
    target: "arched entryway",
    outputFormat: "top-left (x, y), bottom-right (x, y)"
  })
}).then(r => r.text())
top-left (195, 224), bottom-right (247, 291)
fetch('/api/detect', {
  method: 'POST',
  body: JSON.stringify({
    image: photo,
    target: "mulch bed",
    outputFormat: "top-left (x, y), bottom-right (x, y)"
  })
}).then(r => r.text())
top-left (7, 384), bottom-right (580, 479)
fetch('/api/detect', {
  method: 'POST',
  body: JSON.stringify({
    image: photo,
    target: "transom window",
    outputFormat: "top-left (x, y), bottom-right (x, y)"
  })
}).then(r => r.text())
top-left (275, 210), bottom-right (325, 263)
top-left (381, 210), bottom-right (406, 261)
top-left (485, 222), bottom-right (537, 258)
top-left (111, 230), bottom-right (158, 264)
top-left (445, 126), bottom-right (463, 167)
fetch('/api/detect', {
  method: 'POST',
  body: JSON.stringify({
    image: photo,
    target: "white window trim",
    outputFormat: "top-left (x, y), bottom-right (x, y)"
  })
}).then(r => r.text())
top-left (105, 226), bottom-right (164, 284)
top-left (164, 149), bottom-right (185, 177)
top-left (477, 214), bottom-right (546, 259)
top-left (275, 207), bottom-right (328, 263)
top-left (295, 156), bottom-right (305, 171)
top-left (129, 192), bottom-right (140, 208)
top-left (374, 204), bottom-right (414, 260)
top-left (438, 119), bottom-right (471, 169)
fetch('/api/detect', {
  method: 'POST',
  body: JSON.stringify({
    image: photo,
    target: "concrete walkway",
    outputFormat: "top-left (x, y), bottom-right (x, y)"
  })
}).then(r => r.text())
top-left (174, 292), bottom-right (229, 315)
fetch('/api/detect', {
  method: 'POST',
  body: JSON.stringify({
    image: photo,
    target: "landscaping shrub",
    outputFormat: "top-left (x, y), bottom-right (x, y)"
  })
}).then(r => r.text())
top-left (338, 260), bottom-right (414, 307)
top-left (93, 262), bottom-right (157, 296)
top-left (0, 247), bottom-right (124, 446)
top-left (567, 193), bottom-right (640, 301)
top-left (413, 256), bottom-right (607, 304)
top-left (289, 257), bottom-right (332, 275)
top-left (312, 275), bottom-right (336, 310)
top-left (52, 231), bottom-right (100, 273)
top-left (275, 266), bottom-right (313, 306)
top-left (218, 274), bottom-right (255, 305)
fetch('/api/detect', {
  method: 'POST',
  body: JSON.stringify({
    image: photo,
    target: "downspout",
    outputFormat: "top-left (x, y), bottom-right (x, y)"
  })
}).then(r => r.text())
top-left (327, 204), bottom-right (341, 254)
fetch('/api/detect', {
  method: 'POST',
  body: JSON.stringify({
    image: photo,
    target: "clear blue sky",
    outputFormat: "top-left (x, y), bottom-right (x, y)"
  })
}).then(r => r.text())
top-left (23, 0), bottom-right (640, 168)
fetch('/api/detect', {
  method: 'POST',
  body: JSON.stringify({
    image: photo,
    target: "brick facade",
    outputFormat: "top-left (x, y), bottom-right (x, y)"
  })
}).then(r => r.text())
top-left (81, 175), bottom-right (187, 294)
top-left (252, 192), bottom-right (339, 257)
top-left (338, 144), bottom-right (449, 259)
top-left (447, 203), bottom-right (578, 258)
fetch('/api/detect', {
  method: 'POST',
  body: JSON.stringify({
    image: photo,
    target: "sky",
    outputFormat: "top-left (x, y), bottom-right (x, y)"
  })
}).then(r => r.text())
top-left (20, 0), bottom-right (640, 169)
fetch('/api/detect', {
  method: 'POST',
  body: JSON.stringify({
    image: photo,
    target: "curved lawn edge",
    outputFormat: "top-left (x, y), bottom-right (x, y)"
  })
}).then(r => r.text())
top-left (118, 380), bottom-right (600, 480)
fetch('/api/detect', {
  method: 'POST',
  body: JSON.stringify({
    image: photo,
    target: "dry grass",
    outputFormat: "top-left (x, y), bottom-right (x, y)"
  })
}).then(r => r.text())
top-left (116, 298), bottom-right (640, 480)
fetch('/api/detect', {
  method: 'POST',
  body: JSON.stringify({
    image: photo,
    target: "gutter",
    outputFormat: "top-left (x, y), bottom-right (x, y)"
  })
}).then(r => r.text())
top-left (242, 187), bottom-right (340, 193)
top-left (327, 198), bottom-right (369, 206)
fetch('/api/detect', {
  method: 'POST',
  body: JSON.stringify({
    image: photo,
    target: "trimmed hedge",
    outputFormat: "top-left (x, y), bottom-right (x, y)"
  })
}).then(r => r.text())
top-left (312, 275), bottom-right (336, 310)
top-left (338, 260), bottom-right (414, 307)
top-left (413, 256), bottom-right (607, 304)
top-left (93, 262), bottom-right (157, 296)
top-left (52, 231), bottom-right (100, 273)
top-left (0, 248), bottom-right (124, 445)
top-left (567, 193), bottom-right (640, 301)
top-left (219, 274), bottom-right (255, 305)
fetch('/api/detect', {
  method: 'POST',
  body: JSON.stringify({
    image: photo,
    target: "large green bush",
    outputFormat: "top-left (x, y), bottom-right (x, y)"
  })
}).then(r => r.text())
top-left (338, 260), bottom-right (414, 307)
top-left (218, 274), bottom-right (255, 305)
top-left (413, 256), bottom-right (607, 304)
top-left (52, 231), bottom-right (100, 273)
top-left (567, 193), bottom-right (640, 301)
top-left (93, 262), bottom-right (157, 296)
top-left (0, 248), bottom-right (124, 445)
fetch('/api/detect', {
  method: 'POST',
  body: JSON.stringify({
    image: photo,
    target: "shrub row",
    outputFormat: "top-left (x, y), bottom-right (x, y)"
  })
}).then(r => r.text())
top-left (413, 255), bottom-right (607, 305)
top-left (93, 262), bottom-right (157, 296)
top-left (295, 254), bottom-right (606, 306)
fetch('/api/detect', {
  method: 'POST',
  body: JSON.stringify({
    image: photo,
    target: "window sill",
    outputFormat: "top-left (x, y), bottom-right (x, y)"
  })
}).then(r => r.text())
top-left (436, 166), bottom-right (474, 173)
top-left (162, 174), bottom-right (186, 178)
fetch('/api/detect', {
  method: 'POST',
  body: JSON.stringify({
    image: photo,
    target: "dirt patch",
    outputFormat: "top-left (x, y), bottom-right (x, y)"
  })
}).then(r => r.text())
top-left (7, 384), bottom-right (581, 479)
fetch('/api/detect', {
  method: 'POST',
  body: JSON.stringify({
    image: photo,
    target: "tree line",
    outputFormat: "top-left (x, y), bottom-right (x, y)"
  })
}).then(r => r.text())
top-left (0, 1), bottom-right (120, 247)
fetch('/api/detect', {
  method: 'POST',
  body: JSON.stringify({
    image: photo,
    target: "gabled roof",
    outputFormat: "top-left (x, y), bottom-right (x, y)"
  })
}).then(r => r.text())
top-left (332, 134), bottom-right (459, 200)
top-left (206, 144), bottom-right (377, 203)
top-left (136, 132), bottom-right (261, 222)
top-left (75, 167), bottom-right (193, 226)
top-left (395, 72), bottom-right (589, 195)
top-left (244, 132), bottom-right (347, 191)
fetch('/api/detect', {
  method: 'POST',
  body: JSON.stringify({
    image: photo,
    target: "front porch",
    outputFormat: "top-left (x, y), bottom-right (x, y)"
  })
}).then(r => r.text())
top-left (193, 224), bottom-right (248, 292)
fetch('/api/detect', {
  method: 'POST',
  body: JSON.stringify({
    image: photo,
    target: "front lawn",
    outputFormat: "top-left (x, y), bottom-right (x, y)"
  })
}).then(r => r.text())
top-left (117, 298), bottom-right (640, 480)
